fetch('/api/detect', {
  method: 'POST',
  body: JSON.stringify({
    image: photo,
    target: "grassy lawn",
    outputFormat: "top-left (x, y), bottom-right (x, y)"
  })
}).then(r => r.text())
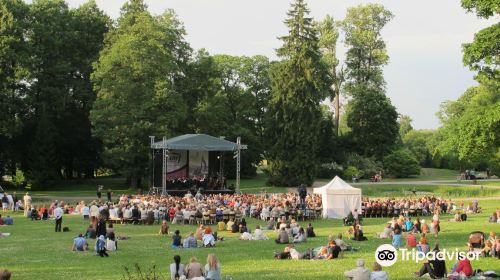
top-left (1, 200), bottom-right (499, 280)
top-left (356, 184), bottom-right (500, 198)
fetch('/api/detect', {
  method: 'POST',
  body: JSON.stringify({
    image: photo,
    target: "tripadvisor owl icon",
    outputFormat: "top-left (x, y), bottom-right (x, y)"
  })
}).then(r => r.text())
top-left (375, 244), bottom-right (398, 267)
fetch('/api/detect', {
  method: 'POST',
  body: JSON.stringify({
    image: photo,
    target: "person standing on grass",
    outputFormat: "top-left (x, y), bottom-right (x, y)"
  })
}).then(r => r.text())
top-left (23, 192), bottom-right (32, 217)
top-left (107, 189), bottom-right (112, 203)
top-left (54, 203), bottom-right (64, 232)
top-left (12, 192), bottom-right (18, 212)
top-left (96, 186), bottom-right (102, 202)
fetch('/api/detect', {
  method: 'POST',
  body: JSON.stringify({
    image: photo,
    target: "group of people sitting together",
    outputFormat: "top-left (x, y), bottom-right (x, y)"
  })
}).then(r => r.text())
top-left (361, 197), bottom-right (481, 218)
top-left (169, 254), bottom-right (222, 280)
top-left (169, 225), bottom-right (219, 248)
top-left (488, 209), bottom-right (500, 223)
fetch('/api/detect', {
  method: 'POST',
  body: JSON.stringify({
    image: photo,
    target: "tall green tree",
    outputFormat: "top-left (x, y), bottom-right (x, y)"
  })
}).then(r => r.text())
top-left (342, 4), bottom-right (393, 94)
top-left (342, 4), bottom-right (398, 160)
top-left (317, 15), bottom-right (344, 135)
top-left (267, 0), bottom-right (331, 186)
top-left (0, 0), bottom-right (29, 178)
top-left (346, 89), bottom-right (399, 159)
top-left (90, 1), bottom-right (187, 187)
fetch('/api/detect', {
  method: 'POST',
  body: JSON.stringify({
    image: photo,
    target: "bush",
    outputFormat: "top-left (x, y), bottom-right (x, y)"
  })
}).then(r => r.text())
top-left (344, 153), bottom-right (382, 179)
top-left (317, 162), bottom-right (343, 179)
top-left (343, 166), bottom-right (359, 179)
top-left (384, 149), bottom-right (421, 178)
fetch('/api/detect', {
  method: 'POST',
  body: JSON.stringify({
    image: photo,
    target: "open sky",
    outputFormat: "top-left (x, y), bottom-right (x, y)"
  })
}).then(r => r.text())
top-left (59, 0), bottom-right (494, 129)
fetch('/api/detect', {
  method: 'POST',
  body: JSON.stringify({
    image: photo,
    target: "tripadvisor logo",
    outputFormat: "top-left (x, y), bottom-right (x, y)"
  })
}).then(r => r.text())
top-left (375, 244), bottom-right (480, 267)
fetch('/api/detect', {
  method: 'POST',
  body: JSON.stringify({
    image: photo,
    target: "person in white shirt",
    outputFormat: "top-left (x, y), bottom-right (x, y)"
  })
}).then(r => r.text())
top-left (54, 204), bottom-right (64, 232)
top-left (370, 262), bottom-right (388, 280)
top-left (252, 226), bottom-right (268, 240)
top-left (82, 205), bottom-right (90, 219)
top-left (344, 259), bottom-right (371, 280)
top-left (89, 202), bottom-right (99, 223)
top-left (23, 192), bottom-right (32, 217)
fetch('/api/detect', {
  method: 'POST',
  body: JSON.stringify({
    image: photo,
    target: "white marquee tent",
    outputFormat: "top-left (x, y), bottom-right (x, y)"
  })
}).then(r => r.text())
top-left (313, 176), bottom-right (362, 219)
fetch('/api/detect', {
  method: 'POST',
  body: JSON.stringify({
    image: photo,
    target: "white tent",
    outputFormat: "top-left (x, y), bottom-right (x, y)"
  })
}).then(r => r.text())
top-left (313, 176), bottom-right (362, 219)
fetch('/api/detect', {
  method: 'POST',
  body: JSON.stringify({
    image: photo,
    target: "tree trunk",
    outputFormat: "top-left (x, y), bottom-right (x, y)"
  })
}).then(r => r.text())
top-left (335, 89), bottom-right (340, 136)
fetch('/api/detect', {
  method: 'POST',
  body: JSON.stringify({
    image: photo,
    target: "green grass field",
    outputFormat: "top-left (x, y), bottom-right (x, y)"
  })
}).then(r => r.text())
top-left (1, 200), bottom-right (499, 280)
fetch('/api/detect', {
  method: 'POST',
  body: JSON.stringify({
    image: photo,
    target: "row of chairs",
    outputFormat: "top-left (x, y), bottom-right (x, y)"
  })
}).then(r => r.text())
top-left (362, 208), bottom-right (430, 218)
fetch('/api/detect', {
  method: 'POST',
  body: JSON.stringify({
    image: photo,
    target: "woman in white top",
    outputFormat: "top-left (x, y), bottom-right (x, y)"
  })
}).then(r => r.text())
top-left (169, 255), bottom-right (185, 280)
top-left (370, 262), bottom-right (388, 280)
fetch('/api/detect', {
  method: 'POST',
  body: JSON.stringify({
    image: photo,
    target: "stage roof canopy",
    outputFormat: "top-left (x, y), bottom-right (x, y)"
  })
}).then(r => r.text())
top-left (151, 134), bottom-right (246, 151)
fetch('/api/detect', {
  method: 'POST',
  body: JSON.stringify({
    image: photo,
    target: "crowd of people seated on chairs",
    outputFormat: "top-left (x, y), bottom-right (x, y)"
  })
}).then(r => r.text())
top-left (165, 175), bottom-right (227, 190)
top-left (360, 196), bottom-right (481, 218)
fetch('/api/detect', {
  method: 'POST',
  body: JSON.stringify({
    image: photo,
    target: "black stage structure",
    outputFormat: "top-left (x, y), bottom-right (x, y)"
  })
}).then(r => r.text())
top-left (150, 134), bottom-right (247, 196)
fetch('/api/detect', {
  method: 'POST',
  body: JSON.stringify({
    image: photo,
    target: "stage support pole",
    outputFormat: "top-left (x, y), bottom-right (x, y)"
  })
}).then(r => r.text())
top-left (236, 137), bottom-right (241, 194)
top-left (149, 136), bottom-right (155, 188)
top-left (162, 136), bottom-right (167, 196)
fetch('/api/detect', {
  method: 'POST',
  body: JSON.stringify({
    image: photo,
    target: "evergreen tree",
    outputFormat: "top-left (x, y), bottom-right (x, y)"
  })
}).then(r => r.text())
top-left (267, 0), bottom-right (331, 186)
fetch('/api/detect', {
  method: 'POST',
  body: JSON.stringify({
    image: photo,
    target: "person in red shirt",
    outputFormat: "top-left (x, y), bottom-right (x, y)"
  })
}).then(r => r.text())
top-left (406, 232), bottom-right (417, 248)
top-left (454, 256), bottom-right (473, 277)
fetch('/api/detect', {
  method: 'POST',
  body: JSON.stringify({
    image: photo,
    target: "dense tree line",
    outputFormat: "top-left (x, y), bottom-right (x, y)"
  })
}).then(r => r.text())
top-left (0, 0), bottom-right (497, 189)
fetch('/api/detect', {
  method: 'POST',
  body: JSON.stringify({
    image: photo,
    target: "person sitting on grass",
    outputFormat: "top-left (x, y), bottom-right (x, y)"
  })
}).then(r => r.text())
top-left (370, 262), bottom-right (388, 280)
top-left (95, 235), bottom-right (108, 257)
top-left (275, 227), bottom-right (289, 244)
top-left (204, 254), bottom-right (222, 280)
top-left (183, 232), bottom-right (197, 248)
top-left (185, 256), bottom-right (204, 279)
top-left (392, 229), bottom-right (402, 249)
top-left (335, 233), bottom-right (357, 252)
top-left (293, 227), bottom-right (306, 243)
top-left (202, 227), bottom-right (215, 247)
top-left (412, 218), bottom-right (422, 233)
top-left (377, 224), bottom-right (392, 239)
top-left (414, 244), bottom-right (447, 279)
top-left (0, 269), bottom-right (11, 280)
top-left (344, 259), bottom-right (371, 280)
top-left (159, 220), bottom-right (169, 235)
top-left (266, 217), bottom-right (276, 230)
top-left (326, 240), bottom-right (341, 260)
top-left (405, 217), bottom-right (413, 232)
top-left (306, 223), bottom-right (316, 238)
top-left (217, 220), bottom-right (225, 231)
top-left (72, 233), bottom-right (88, 251)
top-left (2, 216), bottom-right (12, 226)
top-left (170, 255), bottom-right (185, 280)
top-left (420, 220), bottom-right (429, 235)
top-left (450, 254), bottom-right (473, 278)
top-left (172, 230), bottom-right (182, 248)
top-left (252, 226), bottom-right (268, 240)
top-left (406, 231), bottom-right (417, 248)
top-left (85, 223), bottom-right (97, 239)
top-left (417, 236), bottom-right (429, 254)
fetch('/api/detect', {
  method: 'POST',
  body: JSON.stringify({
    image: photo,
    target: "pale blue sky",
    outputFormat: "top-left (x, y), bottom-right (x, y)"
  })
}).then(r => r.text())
top-left (59, 0), bottom-right (494, 129)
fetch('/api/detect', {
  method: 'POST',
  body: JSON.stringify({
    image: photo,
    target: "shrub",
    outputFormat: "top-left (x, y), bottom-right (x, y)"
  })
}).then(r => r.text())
top-left (317, 162), bottom-right (343, 179)
top-left (383, 149), bottom-right (421, 178)
top-left (343, 166), bottom-right (359, 179)
top-left (344, 153), bottom-right (382, 179)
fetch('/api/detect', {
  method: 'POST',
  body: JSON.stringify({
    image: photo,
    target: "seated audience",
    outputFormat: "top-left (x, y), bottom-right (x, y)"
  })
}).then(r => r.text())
top-left (172, 230), bottom-right (182, 248)
top-left (406, 232), bottom-right (417, 248)
top-left (344, 259), bottom-right (371, 280)
top-left (293, 227), bottom-right (307, 243)
top-left (170, 255), bottom-right (185, 280)
top-left (204, 254), bottom-right (221, 280)
top-left (202, 227), bottom-right (215, 247)
top-left (72, 234), bottom-right (88, 251)
top-left (185, 257), bottom-right (204, 279)
top-left (370, 262), bottom-right (388, 280)
top-left (159, 220), bottom-right (169, 235)
top-left (275, 227), bottom-right (289, 244)
top-left (252, 226), bottom-right (268, 240)
top-left (306, 223), bottom-right (316, 237)
top-left (183, 232), bottom-right (197, 248)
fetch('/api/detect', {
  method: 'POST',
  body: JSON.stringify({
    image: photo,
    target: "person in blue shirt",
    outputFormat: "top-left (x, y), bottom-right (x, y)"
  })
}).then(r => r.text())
top-left (392, 229), bottom-right (402, 248)
top-left (3, 215), bottom-right (13, 225)
top-left (172, 230), bottom-right (182, 248)
top-left (95, 235), bottom-right (108, 257)
top-left (405, 217), bottom-right (414, 232)
top-left (72, 234), bottom-right (88, 251)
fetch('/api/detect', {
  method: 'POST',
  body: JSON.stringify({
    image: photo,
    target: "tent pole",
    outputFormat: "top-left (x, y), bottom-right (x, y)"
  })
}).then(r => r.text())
top-left (162, 136), bottom-right (167, 196)
top-left (149, 136), bottom-right (155, 189)
top-left (236, 137), bottom-right (241, 194)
